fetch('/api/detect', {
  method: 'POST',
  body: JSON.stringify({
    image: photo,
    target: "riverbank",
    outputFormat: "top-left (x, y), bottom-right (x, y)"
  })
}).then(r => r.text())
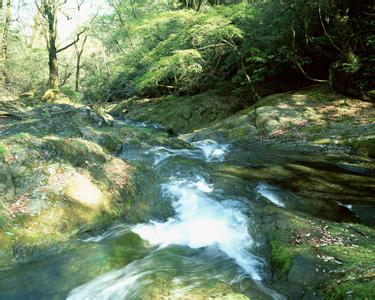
top-left (0, 99), bottom-right (140, 265)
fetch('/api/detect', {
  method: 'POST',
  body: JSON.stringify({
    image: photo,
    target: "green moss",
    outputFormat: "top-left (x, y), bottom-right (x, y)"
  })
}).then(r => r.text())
top-left (328, 280), bottom-right (375, 299)
top-left (0, 102), bottom-right (140, 266)
top-left (111, 91), bottom-right (244, 133)
top-left (12, 133), bottom-right (30, 139)
top-left (41, 137), bottom-right (107, 166)
top-left (270, 241), bottom-right (292, 274)
top-left (0, 143), bottom-right (6, 160)
top-left (0, 231), bottom-right (14, 265)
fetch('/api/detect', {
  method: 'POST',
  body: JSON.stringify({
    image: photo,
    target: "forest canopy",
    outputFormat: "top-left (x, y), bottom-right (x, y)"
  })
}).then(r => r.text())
top-left (1, 0), bottom-right (374, 102)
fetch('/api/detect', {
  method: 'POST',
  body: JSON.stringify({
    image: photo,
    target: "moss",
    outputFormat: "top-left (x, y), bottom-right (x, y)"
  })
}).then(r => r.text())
top-left (321, 232), bottom-right (375, 298)
top-left (10, 190), bottom-right (127, 261)
top-left (270, 241), bottom-right (293, 274)
top-left (42, 89), bottom-right (59, 102)
top-left (0, 143), bottom-right (5, 161)
top-left (12, 133), bottom-right (30, 139)
top-left (270, 235), bottom-right (312, 278)
top-left (41, 137), bottom-right (107, 166)
top-left (0, 101), bottom-right (140, 266)
top-left (267, 208), bottom-right (375, 297)
top-left (328, 280), bottom-right (375, 299)
top-left (0, 231), bottom-right (14, 266)
top-left (111, 91), bottom-right (245, 133)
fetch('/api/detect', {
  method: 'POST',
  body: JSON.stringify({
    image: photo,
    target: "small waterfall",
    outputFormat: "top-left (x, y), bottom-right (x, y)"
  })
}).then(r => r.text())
top-left (256, 183), bottom-right (285, 207)
top-left (146, 139), bottom-right (230, 165)
top-left (133, 176), bottom-right (263, 280)
top-left (68, 138), bottom-right (283, 299)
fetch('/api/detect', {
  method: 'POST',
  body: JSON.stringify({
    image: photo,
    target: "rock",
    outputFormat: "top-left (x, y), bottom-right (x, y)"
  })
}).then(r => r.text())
top-left (254, 106), bottom-right (305, 133)
top-left (288, 253), bottom-right (320, 285)
top-left (42, 89), bottom-right (59, 102)
top-left (0, 163), bottom-right (15, 201)
top-left (352, 136), bottom-right (375, 158)
top-left (0, 101), bottom-right (137, 267)
top-left (110, 91), bottom-right (245, 133)
top-left (63, 173), bottom-right (105, 207)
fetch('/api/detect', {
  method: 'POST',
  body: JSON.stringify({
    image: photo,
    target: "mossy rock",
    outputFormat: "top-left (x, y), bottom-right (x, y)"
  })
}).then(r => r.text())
top-left (0, 102), bottom-right (141, 266)
top-left (42, 89), bottom-right (59, 102)
top-left (0, 232), bottom-right (14, 266)
top-left (110, 91), bottom-right (245, 133)
top-left (352, 136), bottom-right (375, 158)
top-left (256, 203), bottom-right (375, 299)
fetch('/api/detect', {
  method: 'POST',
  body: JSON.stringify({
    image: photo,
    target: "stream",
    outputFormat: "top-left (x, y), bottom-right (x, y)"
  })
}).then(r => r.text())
top-left (0, 122), bottom-right (372, 299)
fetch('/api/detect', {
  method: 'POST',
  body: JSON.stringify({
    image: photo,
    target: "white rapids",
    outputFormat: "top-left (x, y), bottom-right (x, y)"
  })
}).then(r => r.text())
top-left (68, 139), bottom-right (284, 299)
top-left (147, 139), bottom-right (230, 165)
top-left (133, 176), bottom-right (263, 280)
top-left (256, 183), bottom-right (285, 208)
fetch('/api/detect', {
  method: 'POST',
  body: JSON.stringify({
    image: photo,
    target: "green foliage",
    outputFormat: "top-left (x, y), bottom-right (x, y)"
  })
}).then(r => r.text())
top-left (7, 42), bottom-right (49, 94)
top-left (270, 241), bottom-right (293, 274)
top-left (81, 0), bottom-right (374, 102)
top-left (0, 143), bottom-right (6, 161)
top-left (137, 49), bottom-right (203, 95)
top-left (60, 86), bottom-right (81, 102)
top-left (83, 6), bottom-right (247, 100)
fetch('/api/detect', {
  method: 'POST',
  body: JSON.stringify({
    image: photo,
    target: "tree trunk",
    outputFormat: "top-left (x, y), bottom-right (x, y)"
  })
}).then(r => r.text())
top-left (45, 3), bottom-right (59, 90)
top-left (196, 0), bottom-right (203, 11)
top-left (75, 35), bottom-right (88, 92)
top-left (0, 0), bottom-right (11, 85)
top-left (48, 47), bottom-right (59, 90)
top-left (29, 12), bottom-right (41, 48)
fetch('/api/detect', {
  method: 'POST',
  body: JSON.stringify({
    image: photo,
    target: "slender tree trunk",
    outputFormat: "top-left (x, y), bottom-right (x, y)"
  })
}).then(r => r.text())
top-left (46, 6), bottom-right (59, 90)
top-left (196, 0), bottom-right (203, 11)
top-left (0, 0), bottom-right (11, 85)
top-left (75, 35), bottom-right (88, 91)
top-left (29, 12), bottom-right (41, 48)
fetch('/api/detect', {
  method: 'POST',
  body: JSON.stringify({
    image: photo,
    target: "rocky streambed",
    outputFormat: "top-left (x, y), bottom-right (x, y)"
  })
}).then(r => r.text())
top-left (0, 84), bottom-right (374, 299)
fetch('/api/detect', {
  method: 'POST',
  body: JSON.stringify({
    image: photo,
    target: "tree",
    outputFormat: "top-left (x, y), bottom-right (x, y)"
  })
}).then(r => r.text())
top-left (35, 0), bottom-right (87, 92)
top-left (0, 0), bottom-right (11, 85)
top-left (74, 33), bottom-right (88, 91)
top-left (28, 10), bottom-right (42, 48)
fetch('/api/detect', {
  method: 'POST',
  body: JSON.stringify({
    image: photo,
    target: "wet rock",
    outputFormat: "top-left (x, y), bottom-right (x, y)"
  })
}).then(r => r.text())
top-left (288, 253), bottom-right (320, 285)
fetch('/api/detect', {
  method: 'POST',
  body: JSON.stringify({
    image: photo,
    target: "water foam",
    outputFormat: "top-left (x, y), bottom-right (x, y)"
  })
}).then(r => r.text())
top-left (256, 183), bottom-right (285, 207)
top-left (67, 260), bottom-right (148, 300)
top-left (81, 224), bottom-right (130, 243)
top-left (192, 139), bottom-right (230, 162)
top-left (147, 139), bottom-right (230, 165)
top-left (133, 176), bottom-right (262, 280)
top-left (146, 146), bottom-right (197, 165)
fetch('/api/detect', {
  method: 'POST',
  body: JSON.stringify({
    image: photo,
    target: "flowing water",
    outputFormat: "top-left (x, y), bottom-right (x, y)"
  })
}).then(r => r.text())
top-left (0, 122), bottom-right (373, 299)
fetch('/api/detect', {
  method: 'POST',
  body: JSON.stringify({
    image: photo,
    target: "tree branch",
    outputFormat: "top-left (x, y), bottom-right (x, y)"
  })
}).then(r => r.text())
top-left (56, 28), bottom-right (87, 53)
top-left (318, 4), bottom-right (345, 56)
top-left (293, 59), bottom-right (329, 83)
